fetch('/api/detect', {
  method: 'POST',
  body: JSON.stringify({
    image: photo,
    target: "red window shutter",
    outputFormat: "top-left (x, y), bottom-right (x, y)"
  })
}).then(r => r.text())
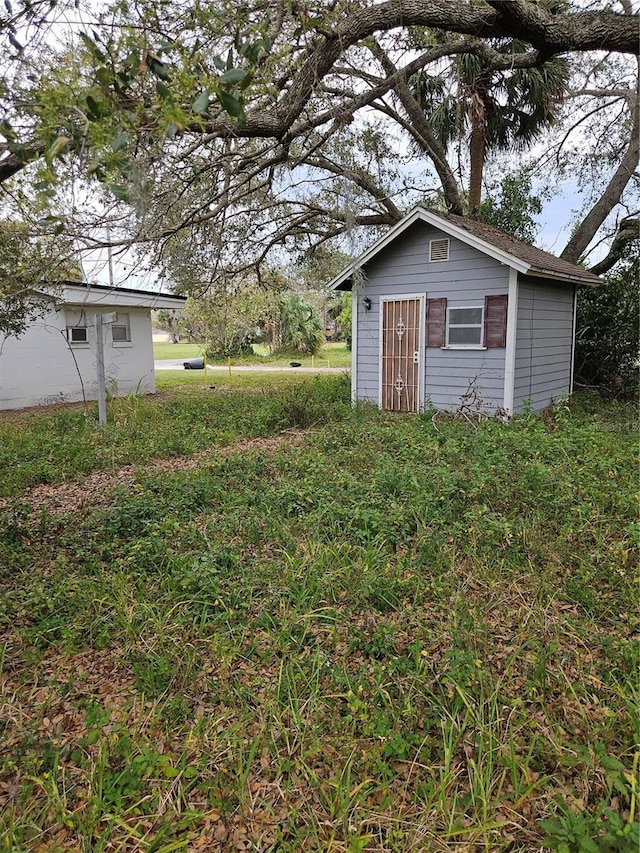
top-left (484, 294), bottom-right (508, 348)
top-left (426, 297), bottom-right (447, 347)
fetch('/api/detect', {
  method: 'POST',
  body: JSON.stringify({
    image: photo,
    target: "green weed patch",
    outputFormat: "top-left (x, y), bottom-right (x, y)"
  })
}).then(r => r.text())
top-left (0, 375), bottom-right (351, 496)
top-left (0, 385), bottom-right (637, 851)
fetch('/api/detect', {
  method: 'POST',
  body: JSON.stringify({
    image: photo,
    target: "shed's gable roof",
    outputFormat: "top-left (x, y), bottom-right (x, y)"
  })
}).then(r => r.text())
top-left (329, 207), bottom-right (601, 290)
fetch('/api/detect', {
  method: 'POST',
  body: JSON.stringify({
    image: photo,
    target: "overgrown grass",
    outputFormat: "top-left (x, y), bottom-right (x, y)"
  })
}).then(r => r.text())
top-left (0, 384), bottom-right (637, 852)
top-left (0, 375), bottom-right (351, 496)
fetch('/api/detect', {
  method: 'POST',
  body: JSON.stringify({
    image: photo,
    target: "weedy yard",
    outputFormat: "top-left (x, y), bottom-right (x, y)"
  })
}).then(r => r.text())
top-left (0, 376), bottom-right (637, 853)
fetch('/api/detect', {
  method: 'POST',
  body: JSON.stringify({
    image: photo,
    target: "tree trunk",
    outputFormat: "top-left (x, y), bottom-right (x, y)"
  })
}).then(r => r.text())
top-left (468, 98), bottom-right (486, 211)
top-left (588, 218), bottom-right (639, 275)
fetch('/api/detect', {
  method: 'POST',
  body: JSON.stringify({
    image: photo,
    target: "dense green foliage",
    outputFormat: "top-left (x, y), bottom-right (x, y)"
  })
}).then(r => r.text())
top-left (0, 382), bottom-right (637, 851)
top-left (336, 291), bottom-right (353, 350)
top-left (0, 221), bottom-right (81, 337)
top-left (195, 286), bottom-right (271, 361)
top-left (410, 40), bottom-right (567, 208)
top-left (575, 248), bottom-right (639, 398)
top-left (476, 172), bottom-right (545, 243)
top-left (276, 294), bottom-right (325, 355)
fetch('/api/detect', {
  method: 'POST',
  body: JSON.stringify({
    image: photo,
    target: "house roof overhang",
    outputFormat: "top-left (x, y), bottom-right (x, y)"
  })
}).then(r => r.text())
top-left (57, 281), bottom-right (187, 310)
top-left (328, 207), bottom-right (601, 291)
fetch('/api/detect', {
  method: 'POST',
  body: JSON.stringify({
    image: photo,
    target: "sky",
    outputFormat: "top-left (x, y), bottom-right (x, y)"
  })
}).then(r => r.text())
top-left (534, 181), bottom-right (582, 255)
top-left (82, 249), bottom-right (165, 293)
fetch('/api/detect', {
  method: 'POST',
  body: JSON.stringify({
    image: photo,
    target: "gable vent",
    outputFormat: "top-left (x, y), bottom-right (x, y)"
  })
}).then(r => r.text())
top-left (429, 238), bottom-right (449, 262)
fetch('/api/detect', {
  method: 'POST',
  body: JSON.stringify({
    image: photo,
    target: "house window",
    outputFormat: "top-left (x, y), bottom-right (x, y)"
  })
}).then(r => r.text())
top-left (427, 295), bottom-right (508, 349)
top-left (447, 306), bottom-right (484, 347)
top-left (429, 238), bottom-right (449, 262)
top-left (111, 313), bottom-right (131, 342)
top-left (67, 326), bottom-right (88, 343)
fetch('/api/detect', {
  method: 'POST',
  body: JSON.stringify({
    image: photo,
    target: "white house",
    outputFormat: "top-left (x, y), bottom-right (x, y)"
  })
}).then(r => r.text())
top-left (0, 281), bottom-right (186, 411)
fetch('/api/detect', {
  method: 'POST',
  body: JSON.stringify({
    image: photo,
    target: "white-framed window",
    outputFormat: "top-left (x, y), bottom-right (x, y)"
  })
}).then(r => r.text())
top-left (111, 313), bottom-right (131, 342)
top-left (447, 306), bottom-right (484, 347)
top-left (67, 325), bottom-right (88, 343)
top-left (429, 238), bottom-right (449, 262)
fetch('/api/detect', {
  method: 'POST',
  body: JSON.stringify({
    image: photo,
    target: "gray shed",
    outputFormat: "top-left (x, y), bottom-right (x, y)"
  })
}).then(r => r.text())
top-left (329, 207), bottom-right (600, 415)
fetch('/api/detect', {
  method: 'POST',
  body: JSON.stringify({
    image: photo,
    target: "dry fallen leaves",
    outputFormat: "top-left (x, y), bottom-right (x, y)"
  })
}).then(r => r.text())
top-left (0, 431), bottom-right (313, 516)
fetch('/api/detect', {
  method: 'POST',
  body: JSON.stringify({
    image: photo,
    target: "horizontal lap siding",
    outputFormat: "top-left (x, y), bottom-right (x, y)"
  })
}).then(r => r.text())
top-left (425, 350), bottom-right (505, 410)
top-left (356, 316), bottom-right (380, 403)
top-left (355, 222), bottom-right (509, 411)
top-left (513, 278), bottom-right (574, 412)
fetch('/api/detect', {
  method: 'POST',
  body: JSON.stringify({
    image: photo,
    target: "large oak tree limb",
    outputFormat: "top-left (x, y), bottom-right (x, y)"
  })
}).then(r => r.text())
top-left (0, 143), bottom-right (44, 183)
top-left (206, 0), bottom-right (639, 141)
top-left (561, 61), bottom-right (639, 265)
top-left (589, 217), bottom-right (639, 275)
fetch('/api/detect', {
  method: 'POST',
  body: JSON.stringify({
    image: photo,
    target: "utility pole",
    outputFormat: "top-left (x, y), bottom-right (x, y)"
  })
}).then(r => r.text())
top-left (95, 224), bottom-right (115, 427)
top-left (95, 314), bottom-right (107, 426)
top-left (89, 312), bottom-right (115, 426)
top-left (107, 224), bottom-right (115, 290)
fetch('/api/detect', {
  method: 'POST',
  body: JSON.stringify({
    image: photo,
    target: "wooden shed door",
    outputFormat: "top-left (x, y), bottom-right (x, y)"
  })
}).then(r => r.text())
top-left (381, 298), bottom-right (422, 412)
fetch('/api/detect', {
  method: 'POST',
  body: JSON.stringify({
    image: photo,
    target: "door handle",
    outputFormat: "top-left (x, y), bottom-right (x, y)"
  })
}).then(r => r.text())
top-left (413, 351), bottom-right (420, 364)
